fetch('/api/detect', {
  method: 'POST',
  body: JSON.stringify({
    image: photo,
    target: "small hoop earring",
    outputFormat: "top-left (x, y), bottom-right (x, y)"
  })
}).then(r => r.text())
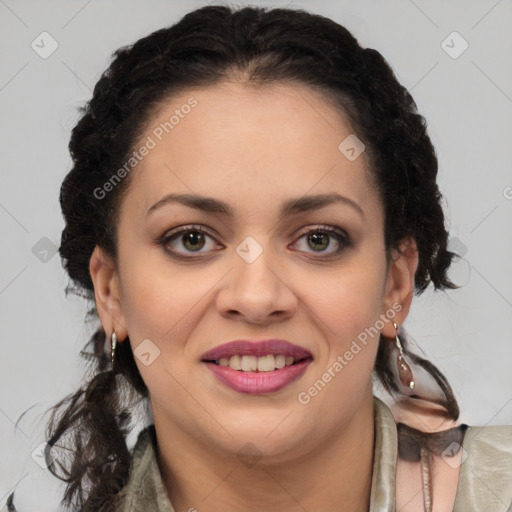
top-left (111, 330), bottom-right (118, 369)
top-left (393, 322), bottom-right (415, 391)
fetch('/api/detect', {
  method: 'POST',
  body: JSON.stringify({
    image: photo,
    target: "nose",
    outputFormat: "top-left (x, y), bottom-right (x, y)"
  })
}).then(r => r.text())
top-left (216, 241), bottom-right (298, 325)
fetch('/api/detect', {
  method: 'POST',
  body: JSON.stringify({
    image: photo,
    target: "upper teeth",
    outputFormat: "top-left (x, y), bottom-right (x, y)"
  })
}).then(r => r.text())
top-left (216, 354), bottom-right (295, 372)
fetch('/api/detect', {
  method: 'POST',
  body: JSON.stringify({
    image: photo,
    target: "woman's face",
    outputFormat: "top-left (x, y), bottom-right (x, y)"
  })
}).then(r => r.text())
top-left (91, 81), bottom-right (417, 462)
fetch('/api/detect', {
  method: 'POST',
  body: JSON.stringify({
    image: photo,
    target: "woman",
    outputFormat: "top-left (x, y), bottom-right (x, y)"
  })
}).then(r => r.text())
top-left (7, 4), bottom-right (512, 512)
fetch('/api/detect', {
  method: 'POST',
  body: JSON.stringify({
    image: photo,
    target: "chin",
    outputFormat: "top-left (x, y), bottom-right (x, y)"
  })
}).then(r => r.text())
top-left (206, 417), bottom-right (312, 465)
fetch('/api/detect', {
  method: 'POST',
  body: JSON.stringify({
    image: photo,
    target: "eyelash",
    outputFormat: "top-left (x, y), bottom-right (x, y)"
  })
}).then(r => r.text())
top-left (156, 224), bottom-right (351, 260)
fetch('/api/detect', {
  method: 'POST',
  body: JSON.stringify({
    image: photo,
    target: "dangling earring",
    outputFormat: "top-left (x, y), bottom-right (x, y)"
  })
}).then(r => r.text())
top-left (385, 323), bottom-right (453, 408)
top-left (111, 330), bottom-right (118, 369)
top-left (391, 322), bottom-right (415, 394)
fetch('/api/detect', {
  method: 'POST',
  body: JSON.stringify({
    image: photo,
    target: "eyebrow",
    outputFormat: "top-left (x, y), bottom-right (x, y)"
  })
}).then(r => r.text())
top-left (146, 192), bottom-right (365, 219)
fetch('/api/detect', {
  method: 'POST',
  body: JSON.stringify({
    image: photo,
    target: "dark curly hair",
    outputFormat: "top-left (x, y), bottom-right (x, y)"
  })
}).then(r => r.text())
top-left (11, 5), bottom-right (460, 511)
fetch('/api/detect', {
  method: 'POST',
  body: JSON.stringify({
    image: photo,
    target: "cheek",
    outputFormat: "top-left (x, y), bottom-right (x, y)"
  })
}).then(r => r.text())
top-left (324, 293), bottom-right (382, 376)
top-left (310, 257), bottom-right (387, 339)
top-left (119, 261), bottom-right (210, 403)
top-left (305, 251), bottom-right (387, 390)
top-left (298, 276), bottom-right (383, 417)
top-left (118, 247), bottom-right (213, 342)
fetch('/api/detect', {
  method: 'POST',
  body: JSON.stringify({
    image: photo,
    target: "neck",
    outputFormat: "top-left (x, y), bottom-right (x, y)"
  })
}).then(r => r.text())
top-left (154, 395), bottom-right (376, 512)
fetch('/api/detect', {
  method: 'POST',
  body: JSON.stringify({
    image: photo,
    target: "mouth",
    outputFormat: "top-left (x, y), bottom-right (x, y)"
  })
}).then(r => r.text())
top-left (204, 353), bottom-right (313, 372)
top-left (200, 339), bottom-right (314, 369)
top-left (201, 339), bottom-right (313, 394)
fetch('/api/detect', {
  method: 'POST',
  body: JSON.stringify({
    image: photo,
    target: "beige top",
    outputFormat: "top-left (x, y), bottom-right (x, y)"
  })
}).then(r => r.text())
top-left (115, 396), bottom-right (512, 511)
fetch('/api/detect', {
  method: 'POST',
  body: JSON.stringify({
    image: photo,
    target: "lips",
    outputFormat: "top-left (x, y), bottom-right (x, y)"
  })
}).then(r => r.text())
top-left (201, 339), bottom-right (313, 394)
top-left (200, 339), bottom-right (313, 362)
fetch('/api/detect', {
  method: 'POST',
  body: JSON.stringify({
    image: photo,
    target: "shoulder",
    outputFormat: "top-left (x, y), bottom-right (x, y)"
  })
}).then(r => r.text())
top-left (453, 423), bottom-right (512, 511)
top-left (110, 425), bottom-right (155, 511)
top-left (386, 398), bottom-right (512, 511)
top-left (461, 422), bottom-right (512, 458)
top-left (113, 425), bottom-right (174, 512)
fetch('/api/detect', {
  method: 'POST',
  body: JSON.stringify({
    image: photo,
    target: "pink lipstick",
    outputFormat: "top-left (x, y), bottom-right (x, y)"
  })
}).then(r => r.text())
top-left (201, 339), bottom-right (313, 395)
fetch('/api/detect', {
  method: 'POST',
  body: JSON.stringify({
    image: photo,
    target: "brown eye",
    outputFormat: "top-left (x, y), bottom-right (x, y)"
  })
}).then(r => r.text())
top-left (181, 231), bottom-right (206, 252)
top-left (292, 226), bottom-right (350, 256)
top-left (158, 225), bottom-right (221, 258)
top-left (307, 232), bottom-right (330, 252)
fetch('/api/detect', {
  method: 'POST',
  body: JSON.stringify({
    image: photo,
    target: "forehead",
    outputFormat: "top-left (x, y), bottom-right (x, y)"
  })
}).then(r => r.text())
top-left (120, 81), bottom-right (380, 223)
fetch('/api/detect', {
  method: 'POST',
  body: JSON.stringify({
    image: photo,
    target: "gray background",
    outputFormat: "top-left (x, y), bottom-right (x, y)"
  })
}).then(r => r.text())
top-left (1, 0), bottom-right (511, 509)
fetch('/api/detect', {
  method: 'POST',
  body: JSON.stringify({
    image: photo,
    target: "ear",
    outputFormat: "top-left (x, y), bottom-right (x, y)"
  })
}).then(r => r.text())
top-left (89, 245), bottom-right (128, 342)
top-left (380, 237), bottom-right (419, 338)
